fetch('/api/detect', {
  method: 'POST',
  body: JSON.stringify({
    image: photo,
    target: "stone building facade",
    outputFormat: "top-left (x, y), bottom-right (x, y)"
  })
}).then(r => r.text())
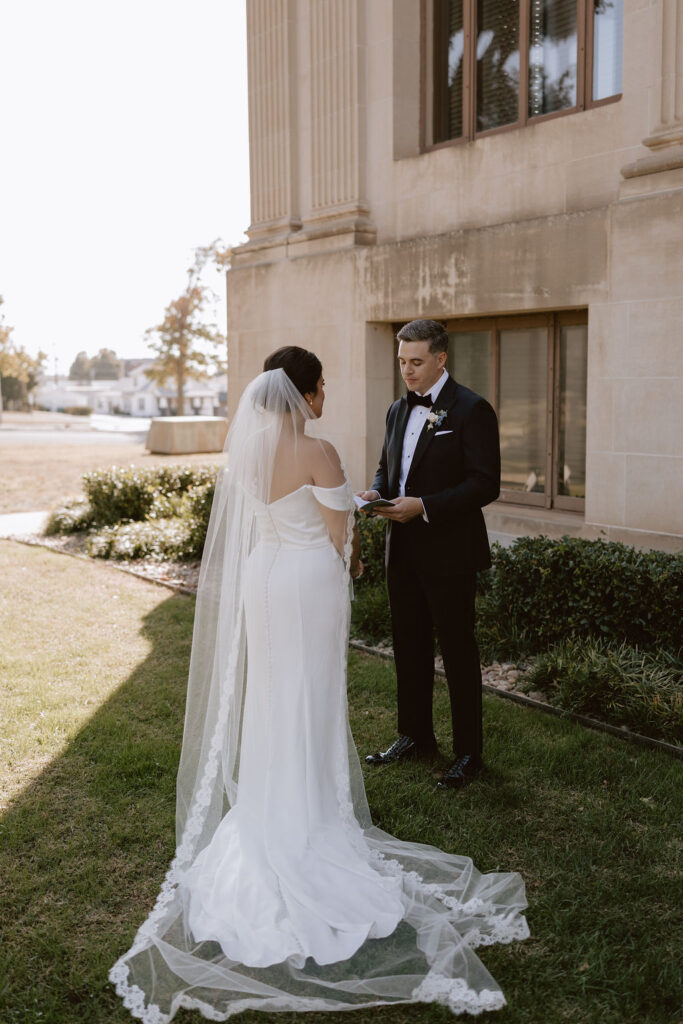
top-left (227, 0), bottom-right (683, 552)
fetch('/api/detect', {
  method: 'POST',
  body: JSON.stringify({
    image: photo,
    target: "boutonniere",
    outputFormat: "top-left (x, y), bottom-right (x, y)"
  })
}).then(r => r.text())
top-left (426, 409), bottom-right (447, 431)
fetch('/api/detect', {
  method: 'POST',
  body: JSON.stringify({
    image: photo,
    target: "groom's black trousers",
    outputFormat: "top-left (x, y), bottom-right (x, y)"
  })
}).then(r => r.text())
top-left (386, 523), bottom-right (483, 759)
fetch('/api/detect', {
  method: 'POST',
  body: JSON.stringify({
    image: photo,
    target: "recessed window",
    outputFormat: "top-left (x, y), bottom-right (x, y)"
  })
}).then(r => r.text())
top-left (391, 312), bottom-right (586, 510)
top-left (430, 0), bottom-right (622, 146)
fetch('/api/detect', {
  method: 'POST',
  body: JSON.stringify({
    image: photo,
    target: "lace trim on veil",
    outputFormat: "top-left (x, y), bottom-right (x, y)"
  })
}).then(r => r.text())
top-left (109, 965), bottom-right (509, 1024)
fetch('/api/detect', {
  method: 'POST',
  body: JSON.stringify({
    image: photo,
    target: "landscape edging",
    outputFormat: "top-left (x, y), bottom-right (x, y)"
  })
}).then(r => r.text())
top-left (349, 640), bottom-right (683, 760)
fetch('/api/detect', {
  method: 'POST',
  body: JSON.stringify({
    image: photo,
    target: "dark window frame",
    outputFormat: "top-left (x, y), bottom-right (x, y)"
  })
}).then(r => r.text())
top-left (424, 0), bottom-right (622, 150)
top-left (447, 311), bottom-right (588, 511)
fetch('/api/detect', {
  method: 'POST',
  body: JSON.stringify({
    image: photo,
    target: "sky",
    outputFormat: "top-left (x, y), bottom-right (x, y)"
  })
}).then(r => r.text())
top-left (0, 0), bottom-right (250, 379)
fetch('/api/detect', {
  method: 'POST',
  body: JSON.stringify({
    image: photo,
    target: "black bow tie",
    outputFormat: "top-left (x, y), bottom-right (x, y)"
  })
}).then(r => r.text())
top-left (406, 390), bottom-right (433, 409)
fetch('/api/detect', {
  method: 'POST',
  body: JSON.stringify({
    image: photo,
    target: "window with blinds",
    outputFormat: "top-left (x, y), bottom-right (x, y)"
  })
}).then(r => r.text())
top-left (447, 313), bottom-right (587, 510)
top-left (430, 0), bottom-right (622, 145)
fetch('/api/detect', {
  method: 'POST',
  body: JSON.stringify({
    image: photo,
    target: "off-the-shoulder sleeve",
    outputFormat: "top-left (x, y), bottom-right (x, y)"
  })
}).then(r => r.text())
top-left (311, 480), bottom-right (354, 511)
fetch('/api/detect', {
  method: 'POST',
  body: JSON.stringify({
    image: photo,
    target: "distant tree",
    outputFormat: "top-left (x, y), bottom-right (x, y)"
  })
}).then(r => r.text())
top-left (90, 348), bottom-right (121, 380)
top-left (0, 297), bottom-right (46, 416)
top-left (10, 346), bottom-right (47, 395)
top-left (0, 296), bottom-right (14, 371)
top-left (69, 351), bottom-right (91, 380)
top-left (145, 242), bottom-right (227, 416)
top-left (1, 376), bottom-right (26, 405)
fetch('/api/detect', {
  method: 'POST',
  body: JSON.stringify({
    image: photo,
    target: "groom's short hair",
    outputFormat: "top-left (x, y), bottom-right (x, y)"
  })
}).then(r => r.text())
top-left (396, 319), bottom-right (449, 355)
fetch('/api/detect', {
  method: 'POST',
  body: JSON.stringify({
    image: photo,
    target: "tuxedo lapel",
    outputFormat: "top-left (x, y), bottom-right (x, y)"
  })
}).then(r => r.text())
top-left (406, 376), bottom-right (459, 484)
top-left (388, 398), bottom-right (410, 495)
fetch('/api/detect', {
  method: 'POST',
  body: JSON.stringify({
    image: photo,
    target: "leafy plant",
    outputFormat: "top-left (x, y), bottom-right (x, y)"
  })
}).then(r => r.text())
top-left (351, 583), bottom-right (393, 644)
top-left (355, 513), bottom-right (387, 589)
top-left (523, 637), bottom-right (683, 743)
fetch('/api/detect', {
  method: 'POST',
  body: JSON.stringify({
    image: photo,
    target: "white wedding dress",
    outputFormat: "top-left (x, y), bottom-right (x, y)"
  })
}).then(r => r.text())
top-left (110, 371), bottom-right (529, 1022)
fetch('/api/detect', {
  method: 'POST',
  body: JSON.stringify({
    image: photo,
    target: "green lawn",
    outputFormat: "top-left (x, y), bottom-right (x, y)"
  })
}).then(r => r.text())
top-left (1, 541), bottom-right (681, 1024)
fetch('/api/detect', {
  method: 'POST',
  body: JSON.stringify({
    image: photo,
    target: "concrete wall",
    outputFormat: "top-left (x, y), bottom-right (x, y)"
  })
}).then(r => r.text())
top-left (229, 0), bottom-right (683, 551)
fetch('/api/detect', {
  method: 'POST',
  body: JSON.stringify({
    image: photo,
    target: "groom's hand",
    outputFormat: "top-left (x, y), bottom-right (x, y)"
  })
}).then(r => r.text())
top-left (374, 496), bottom-right (424, 523)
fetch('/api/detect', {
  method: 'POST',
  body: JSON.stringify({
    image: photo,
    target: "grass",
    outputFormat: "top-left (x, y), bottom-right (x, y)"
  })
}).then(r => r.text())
top-left (0, 435), bottom-right (221, 513)
top-left (1, 541), bottom-right (682, 1024)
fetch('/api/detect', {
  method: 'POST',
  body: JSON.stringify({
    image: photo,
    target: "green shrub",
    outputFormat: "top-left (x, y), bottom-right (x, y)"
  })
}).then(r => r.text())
top-left (523, 637), bottom-right (683, 743)
top-left (81, 464), bottom-right (218, 527)
top-left (45, 497), bottom-right (94, 535)
top-left (348, 534), bottom-right (682, 663)
top-left (474, 587), bottom-right (527, 664)
top-left (351, 583), bottom-right (393, 644)
top-left (481, 536), bottom-right (682, 656)
top-left (46, 465), bottom-right (219, 561)
top-left (62, 406), bottom-right (92, 416)
top-left (179, 481), bottom-right (216, 560)
top-left (355, 513), bottom-right (387, 589)
top-left (87, 518), bottom-right (193, 561)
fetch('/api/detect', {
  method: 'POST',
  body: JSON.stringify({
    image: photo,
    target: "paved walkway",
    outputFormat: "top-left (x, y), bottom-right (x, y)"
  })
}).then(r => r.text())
top-left (0, 411), bottom-right (150, 433)
top-left (0, 511), bottom-right (49, 537)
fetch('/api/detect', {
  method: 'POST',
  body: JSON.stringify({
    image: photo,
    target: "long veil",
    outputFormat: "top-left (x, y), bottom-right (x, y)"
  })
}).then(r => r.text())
top-left (110, 369), bottom-right (529, 1023)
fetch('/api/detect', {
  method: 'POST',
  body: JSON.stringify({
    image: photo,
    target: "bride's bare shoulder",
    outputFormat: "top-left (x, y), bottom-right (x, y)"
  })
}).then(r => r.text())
top-left (305, 437), bottom-right (345, 487)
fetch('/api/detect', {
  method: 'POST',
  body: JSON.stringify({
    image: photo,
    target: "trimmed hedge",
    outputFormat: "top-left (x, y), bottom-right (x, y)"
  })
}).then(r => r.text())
top-left (62, 406), bottom-right (92, 416)
top-left (479, 535), bottom-right (681, 656)
top-left (179, 481), bottom-right (216, 559)
top-left (82, 465), bottom-right (218, 527)
top-left (350, 533), bottom-right (682, 663)
top-left (47, 467), bottom-right (682, 662)
top-left (46, 464), bottom-right (219, 562)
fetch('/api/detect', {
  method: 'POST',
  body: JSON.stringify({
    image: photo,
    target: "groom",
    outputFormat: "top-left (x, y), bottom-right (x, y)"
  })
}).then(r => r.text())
top-left (358, 319), bottom-right (500, 789)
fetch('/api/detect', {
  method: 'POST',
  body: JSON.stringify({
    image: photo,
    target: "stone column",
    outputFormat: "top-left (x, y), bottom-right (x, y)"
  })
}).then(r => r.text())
top-left (622, 0), bottom-right (683, 179)
top-left (244, 0), bottom-right (300, 245)
top-left (297, 0), bottom-right (375, 247)
top-left (600, 0), bottom-right (683, 548)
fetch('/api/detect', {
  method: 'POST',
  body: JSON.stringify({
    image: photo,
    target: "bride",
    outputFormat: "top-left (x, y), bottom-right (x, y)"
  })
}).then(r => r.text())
top-left (110, 346), bottom-right (529, 1022)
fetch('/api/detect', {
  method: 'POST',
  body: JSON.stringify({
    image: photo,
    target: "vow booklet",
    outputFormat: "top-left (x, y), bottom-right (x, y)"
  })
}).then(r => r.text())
top-left (353, 495), bottom-right (395, 512)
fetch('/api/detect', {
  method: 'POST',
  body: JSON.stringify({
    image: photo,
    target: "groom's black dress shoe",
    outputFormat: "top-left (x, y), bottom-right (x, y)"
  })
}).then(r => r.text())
top-left (365, 735), bottom-right (435, 766)
top-left (436, 754), bottom-right (482, 790)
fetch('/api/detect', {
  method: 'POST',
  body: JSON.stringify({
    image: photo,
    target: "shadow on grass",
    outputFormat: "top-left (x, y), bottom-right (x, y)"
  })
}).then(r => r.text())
top-left (1, 602), bottom-right (681, 1024)
top-left (0, 593), bottom-right (191, 1024)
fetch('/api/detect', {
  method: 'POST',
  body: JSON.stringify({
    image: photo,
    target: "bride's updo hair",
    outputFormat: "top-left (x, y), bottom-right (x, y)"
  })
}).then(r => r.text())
top-left (263, 346), bottom-right (322, 397)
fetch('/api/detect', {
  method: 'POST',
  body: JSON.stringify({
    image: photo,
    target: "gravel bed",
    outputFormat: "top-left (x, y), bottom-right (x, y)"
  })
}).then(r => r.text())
top-left (12, 531), bottom-right (202, 594)
top-left (353, 639), bottom-right (532, 697)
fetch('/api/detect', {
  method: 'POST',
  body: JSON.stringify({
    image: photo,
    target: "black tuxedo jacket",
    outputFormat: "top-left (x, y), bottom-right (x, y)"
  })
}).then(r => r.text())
top-left (371, 375), bottom-right (500, 573)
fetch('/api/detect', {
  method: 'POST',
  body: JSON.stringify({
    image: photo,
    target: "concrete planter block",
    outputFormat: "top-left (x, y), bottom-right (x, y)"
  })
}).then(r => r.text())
top-left (146, 416), bottom-right (228, 455)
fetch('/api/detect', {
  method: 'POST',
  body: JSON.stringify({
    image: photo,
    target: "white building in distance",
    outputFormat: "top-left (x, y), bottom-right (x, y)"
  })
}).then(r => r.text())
top-left (36, 359), bottom-right (227, 418)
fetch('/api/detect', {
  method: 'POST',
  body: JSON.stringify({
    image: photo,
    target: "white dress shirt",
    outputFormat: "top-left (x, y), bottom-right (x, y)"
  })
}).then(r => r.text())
top-left (398, 368), bottom-right (448, 496)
